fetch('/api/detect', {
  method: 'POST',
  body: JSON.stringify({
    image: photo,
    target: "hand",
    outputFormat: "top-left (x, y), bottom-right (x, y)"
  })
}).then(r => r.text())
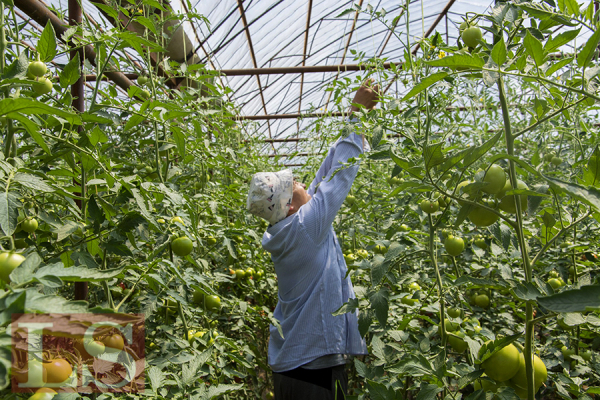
top-left (350, 79), bottom-right (380, 112)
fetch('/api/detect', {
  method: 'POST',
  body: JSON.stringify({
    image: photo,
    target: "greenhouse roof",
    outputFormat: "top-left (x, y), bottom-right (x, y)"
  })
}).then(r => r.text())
top-left (180, 0), bottom-right (496, 162)
top-left (14, 0), bottom-right (592, 166)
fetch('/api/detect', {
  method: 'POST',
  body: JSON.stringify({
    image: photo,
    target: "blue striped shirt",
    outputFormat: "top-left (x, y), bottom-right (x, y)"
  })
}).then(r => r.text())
top-left (263, 126), bottom-right (367, 372)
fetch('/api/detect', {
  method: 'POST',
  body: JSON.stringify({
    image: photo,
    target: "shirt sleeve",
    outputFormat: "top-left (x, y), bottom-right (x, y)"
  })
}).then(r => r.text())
top-left (299, 127), bottom-right (363, 244)
top-left (307, 117), bottom-right (359, 197)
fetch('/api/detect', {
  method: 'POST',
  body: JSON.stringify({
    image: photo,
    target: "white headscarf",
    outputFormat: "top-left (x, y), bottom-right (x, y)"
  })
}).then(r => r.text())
top-left (247, 169), bottom-right (294, 225)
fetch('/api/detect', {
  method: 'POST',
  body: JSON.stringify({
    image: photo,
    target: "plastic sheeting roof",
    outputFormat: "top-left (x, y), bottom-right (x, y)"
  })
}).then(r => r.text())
top-left (16, 0), bottom-right (591, 165)
top-left (173, 0), bottom-right (496, 161)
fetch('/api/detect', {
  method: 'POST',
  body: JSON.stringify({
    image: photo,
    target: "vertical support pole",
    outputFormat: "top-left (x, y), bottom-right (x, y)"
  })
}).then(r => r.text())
top-left (69, 0), bottom-right (88, 301)
top-left (445, 13), bottom-right (448, 43)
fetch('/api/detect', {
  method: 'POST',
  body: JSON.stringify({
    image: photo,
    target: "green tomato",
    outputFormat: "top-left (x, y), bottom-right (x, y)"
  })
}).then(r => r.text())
top-left (468, 200), bottom-right (499, 227)
top-left (474, 294), bottom-right (490, 309)
top-left (581, 350), bottom-right (592, 362)
top-left (420, 199), bottom-right (439, 214)
top-left (139, 89), bottom-right (151, 100)
top-left (482, 343), bottom-right (521, 382)
top-left (13, 359), bottom-right (46, 387)
top-left (480, 164), bottom-right (506, 194)
top-left (0, 252), bottom-right (26, 282)
top-left (462, 26), bottom-right (483, 48)
top-left (21, 217), bottom-right (39, 234)
top-left (204, 295), bottom-right (221, 312)
top-left (235, 269), bottom-right (245, 280)
top-left (444, 235), bottom-right (465, 257)
top-left (498, 179), bottom-right (529, 214)
top-left (28, 388), bottom-right (56, 400)
top-left (344, 253), bottom-right (356, 263)
top-left (345, 195), bottom-right (356, 205)
top-left (401, 295), bottom-right (418, 306)
top-left (399, 224), bottom-right (410, 232)
top-left (28, 61), bottom-right (47, 78)
top-left (33, 77), bottom-right (53, 95)
top-left (437, 319), bottom-right (459, 335)
top-left (84, 340), bottom-right (106, 357)
top-left (548, 278), bottom-right (563, 289)
top-left (473, 238), bottom-right (487, 249)
top-left (137, 75), bottom-right (148, 85)
top-left (448, 332), bottom-right (468, 353)
top-left (447, 308), bottom-right (461, 318)
top-left (561, 345), bottom-right (575, 360)
top-left (374, 244), bottom-right (387, 254)
top-left (171, 236), bottom-right (193, 257)
top-left (551, 156), bottom-right (562, 166)
top-left (510, 353), bottom-right (547, 393)
top-left (456, 180), bottom-right (473, 206)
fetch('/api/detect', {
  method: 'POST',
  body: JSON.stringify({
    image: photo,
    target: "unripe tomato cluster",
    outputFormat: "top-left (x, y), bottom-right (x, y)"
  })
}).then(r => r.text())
top-left (454, 163), bottom-right (530, 227)
top-left (478, 343), bottom-right (547, 397)
top-left (27, 60), bottom-right (53, 96)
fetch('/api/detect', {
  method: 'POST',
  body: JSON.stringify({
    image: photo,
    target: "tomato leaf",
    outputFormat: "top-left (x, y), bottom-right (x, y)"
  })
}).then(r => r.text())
top-left (25, 289), bottom-right (88, 313)
top-left (462, 132), bottom-right (503, 168)
top-left (370, 255), bottom-right (387, 285)
top-left (491, 37), bottom-right (507, 66)
top-left (453, 276), bottom-right (508, 289)
top-left (10, 252), bottom-right (43, 285)
top-left (583, 147), bottom-right (600, 187)
top-left (1, 51), bottom-right (29, 80)
top-left (332, 298), bottom-right (359, 316)
top-left (426, 54), bottom-right (486, 69)
top-left (577, 29), bottom-right (600, 68)
top-left (59, 52), bottom-right (81, 88)
top-left (423, 142), bottom-right (445, 170)
top-left (0, 192), bottom-right (21, 236)
top-left (416, 383), bottom-right (444, 400)
top-left (492, 223), bottom-right (512, 251)
top-left (37, 21), bottom-right (57, 63)
top-left (0, 292), bottom-right (26, 327)
top-left (0, 98), bottom-right (81, 124)
top-left (390, 148), bottom-right (424, 179)
top-left (512, 283), bottom-right (543, 301)
top-left (494, 386), bottom-right (522, 399)
top-left (7, 113), bottom-right (50, 154)
top-left (523, 30), bottom-right (545, 66)
top-left (369, 288), bottom-right (389, 328)
top-left (402, 72), bottom-right (448, 102)
top-left (14, 172), bottom-right (54, 193)
top-left (540, 175), bottom-right (600, 212)
top-left (537, 285), bottom-right (600, 312)
top-left (544, 28), bottom-right (580, 52)
top-left (224, 237), bottom-right (238, 259)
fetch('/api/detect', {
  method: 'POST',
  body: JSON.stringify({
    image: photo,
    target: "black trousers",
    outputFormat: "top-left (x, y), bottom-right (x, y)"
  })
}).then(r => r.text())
top-left (273, 364), bottom-right (348, 400)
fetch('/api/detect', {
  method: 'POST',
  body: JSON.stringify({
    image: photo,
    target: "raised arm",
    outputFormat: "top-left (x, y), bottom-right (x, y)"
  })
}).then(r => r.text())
top-left (307, 81), bottom-right (380, 197)
top-left (299, 81), bottom-right (380, 243)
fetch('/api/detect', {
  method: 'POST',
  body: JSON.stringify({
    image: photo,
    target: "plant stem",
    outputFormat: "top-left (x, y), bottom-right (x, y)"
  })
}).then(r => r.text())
top-left (429, 214), bottom-right (446, 346)
top-left (497, 74), bottom-right (535, 400)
